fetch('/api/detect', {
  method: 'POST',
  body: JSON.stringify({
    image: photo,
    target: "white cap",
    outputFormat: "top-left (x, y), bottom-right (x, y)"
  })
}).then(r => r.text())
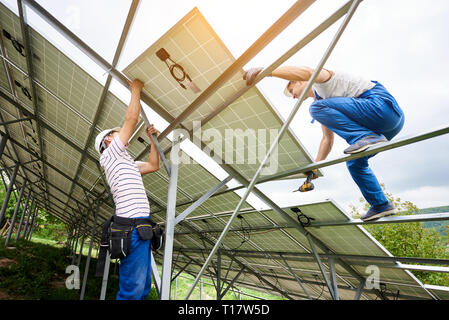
top-left (284, 80), bottom-right (294, 98)
top-left (94, 128), bottom-right (115, 155)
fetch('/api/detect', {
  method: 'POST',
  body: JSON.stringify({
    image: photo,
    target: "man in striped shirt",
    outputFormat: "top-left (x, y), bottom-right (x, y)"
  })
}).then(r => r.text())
top-left (95, 79), bottom-right (160, 300)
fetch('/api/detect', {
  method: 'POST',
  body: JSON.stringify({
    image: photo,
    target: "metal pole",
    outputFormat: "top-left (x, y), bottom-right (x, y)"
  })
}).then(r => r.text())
top-left (0, 133), bottom-right (9, 159)
top-left (71, 223), bottom-right (80, 265)
top-left (16, 194), bottom-right (33, 241)
top-left (26, 206), bottom-right (38, 240)
top-left (184, 0), bottom-right (362, 299)
top-left (160, 131), bottom-right (181, 300)
top-left (5, 179), bottom-right (27, 246)
top-left (280, 253), bottom-right (311, 299)
top-left (76, 215), bottom-right (89, 268)
top-left (354, 279), bottom-right (365, 300)
top-left (174, 176), bottom-right (232, 225)
top-left (217, 249), bottom-right (222, 300)
top-left (328, 255), bottom-right (339, 300)
top-left (80, 201), bottom-right (99, 300)
top-left (151, 251), bottom-right (161, 298)
top-left (22, 204), bottom-right (34, 240)
top-left (100, 253), bottom-right (111, 300)
top-left (306, 235), bottom-right (336, 300)
top-left (24, 205), bottom-right (37, 240)
top-left (0, 162), bottom-right (19, 225)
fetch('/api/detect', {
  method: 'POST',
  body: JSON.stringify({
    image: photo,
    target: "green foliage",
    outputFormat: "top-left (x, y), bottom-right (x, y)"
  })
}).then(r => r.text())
top-left (350, 184), bottom-right (449, 287)
top-left (0, 238), bottom-right (127, 300)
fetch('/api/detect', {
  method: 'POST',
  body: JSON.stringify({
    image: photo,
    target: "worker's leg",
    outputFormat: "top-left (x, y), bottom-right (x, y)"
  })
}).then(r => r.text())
top-left (309, 82), bottom-right (404, 144)
top-left (140, 242), bottom-right (153, 300)
top-left (346, 155), bottom-right (387, 207)
top-left (116, 228), bottom-right (151, 300)
top-left (309, 82), bottom-right (404, 208)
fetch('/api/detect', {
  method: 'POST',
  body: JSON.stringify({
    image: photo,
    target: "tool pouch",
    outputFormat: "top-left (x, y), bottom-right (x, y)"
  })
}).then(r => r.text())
top-left (151, 224), bottom-right (164, 251)
top-left (135, 224), bottom-right (153, 241)
top-left (108, 222), bottom-right (132, 260)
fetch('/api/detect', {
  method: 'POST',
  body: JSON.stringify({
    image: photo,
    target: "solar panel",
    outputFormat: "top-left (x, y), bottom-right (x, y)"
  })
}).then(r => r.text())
top-left (424, 285), bottom-right (449, 300)
top-left (122, 7), bottom-right (316, 181)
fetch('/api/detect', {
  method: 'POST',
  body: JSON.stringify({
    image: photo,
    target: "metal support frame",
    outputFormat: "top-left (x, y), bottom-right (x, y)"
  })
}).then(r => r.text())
top-left (5, 179), bottom-right (26, 246)
top-left (80, 199), bottom-right (100, 300)
top-left (15, 188), bottom-right (31, 241)
top-left (26, 204), bottom-right (37, 240)
top-left (185, 0), bottom-right (363, 300)
top-left (0, 132), bottom-right (9, 158)
top-left (307, 235), bottom-right (337, 300)
top-left (0, 117), bottom-right (33, 126)
top-left (12, 0), bottom-right (366, 301)
top-left (160, 131), bottom-right (182, 300)
top-left (280, 253), bottom-right (312, 299)
top-left (17, 0), bottom-right (50, 211)
top-left (0, 162), bottom-right (19, 224)
top-left (100, 252), bottom-right (111, 300)
top-left (354, 279), bottom-right (365, 300)
top-left (174, 175), bottom-right (232, 225)
top-left (5, 0), bottom-right (448, 301)
top-left (151, 251), bottom-right (162, 298)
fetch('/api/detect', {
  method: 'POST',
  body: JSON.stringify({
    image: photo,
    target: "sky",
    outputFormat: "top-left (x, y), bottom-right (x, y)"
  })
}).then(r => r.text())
top-left (2, 0), bottom-right (449, 215)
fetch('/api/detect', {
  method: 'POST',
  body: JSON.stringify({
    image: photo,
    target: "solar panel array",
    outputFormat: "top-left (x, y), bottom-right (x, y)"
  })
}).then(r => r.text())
top-left (0, 2), bottom-right (445, 300)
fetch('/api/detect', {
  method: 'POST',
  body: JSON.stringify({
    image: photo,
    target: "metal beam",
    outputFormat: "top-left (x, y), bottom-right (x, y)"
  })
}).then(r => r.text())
top-left (0, 162), bottom-right (19, 224)
top-left (160, 132), bottom-right (181, 300)
top-left (22, 0), bottom-right (175, 124)
top-left (174, 175), bottom-right (232, 225)
top-left (5, 178), bottom-right (27, 246)
top-left (0, 117), bottom-right (33, 126)
top-left (280, 253), bottom-right (312, 299)
top-left (258, 123), bottom-right (449, 184)
top-left (17, 0), bottom-right (50, 210)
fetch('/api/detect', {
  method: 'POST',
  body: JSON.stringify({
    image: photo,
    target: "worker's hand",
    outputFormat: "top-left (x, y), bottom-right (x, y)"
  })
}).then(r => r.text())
top-left (129, 79), bottom-right (144, 93)
top-left (145, 124), bottom-right (158, 143)
top-left (243, 67), bottom-right (263, 86)
top-left (306, 169), bottom-right (318, 180)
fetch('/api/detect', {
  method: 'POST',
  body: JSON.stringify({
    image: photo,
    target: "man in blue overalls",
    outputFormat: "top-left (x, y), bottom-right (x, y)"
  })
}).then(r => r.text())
top-left (244, 66), bottom-right (404, 221)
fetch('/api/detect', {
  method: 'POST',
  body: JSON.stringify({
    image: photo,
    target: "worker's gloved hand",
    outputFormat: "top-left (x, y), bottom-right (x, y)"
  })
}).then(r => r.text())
top-left (243, 67), bottom-right (264, 86)
top-left (306, 169), bottom-right (318, 180)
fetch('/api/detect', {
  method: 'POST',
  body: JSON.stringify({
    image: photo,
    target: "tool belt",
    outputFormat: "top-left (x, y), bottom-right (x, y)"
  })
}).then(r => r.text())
top-left (95, 215), bottom-right (164, 277)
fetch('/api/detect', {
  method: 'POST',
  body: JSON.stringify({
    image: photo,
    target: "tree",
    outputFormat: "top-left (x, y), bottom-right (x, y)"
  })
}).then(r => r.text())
top-left (349, 184), bottom-right (449, 287)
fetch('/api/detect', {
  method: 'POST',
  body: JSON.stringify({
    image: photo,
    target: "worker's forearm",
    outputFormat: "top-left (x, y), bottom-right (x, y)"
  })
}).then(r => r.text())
top-left (148, 139), bottom-right (160, 168)
top-left (271, 66), bottom-right (314, 82)
top-left (316, 137), bottom-right (333, 162)
top-left (125, 90), bottom-right (142, 122)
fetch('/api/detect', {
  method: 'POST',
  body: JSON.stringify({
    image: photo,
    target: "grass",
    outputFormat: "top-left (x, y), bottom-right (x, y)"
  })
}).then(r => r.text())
top-left (0, 236), bottom-right (283, 300)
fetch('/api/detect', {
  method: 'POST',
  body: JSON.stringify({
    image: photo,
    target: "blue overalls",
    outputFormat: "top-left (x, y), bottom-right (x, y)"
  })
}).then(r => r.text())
top-left (116, 227), bottom-right (152, 300)
top-left (309, 81), bottom-right (405, 207)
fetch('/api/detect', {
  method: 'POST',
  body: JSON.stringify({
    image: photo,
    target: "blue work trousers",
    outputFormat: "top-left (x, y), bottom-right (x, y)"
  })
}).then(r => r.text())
top-left (309, 82), bottom-right (404, 206)
top-left (116, 227), bottom-right (152, 300)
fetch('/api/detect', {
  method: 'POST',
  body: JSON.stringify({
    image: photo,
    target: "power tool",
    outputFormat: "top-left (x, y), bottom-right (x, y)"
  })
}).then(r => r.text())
top-left (293, 170), bottom-right (317, 192)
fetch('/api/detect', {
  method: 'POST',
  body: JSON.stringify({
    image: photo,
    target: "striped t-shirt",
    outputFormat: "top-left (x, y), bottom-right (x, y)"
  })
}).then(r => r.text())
top-left (99, 136), bottom-right (150, 218)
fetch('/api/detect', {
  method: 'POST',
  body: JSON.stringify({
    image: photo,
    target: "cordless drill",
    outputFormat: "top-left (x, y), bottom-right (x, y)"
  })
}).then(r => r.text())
top-left (293, 170), bottom-right (317, 192)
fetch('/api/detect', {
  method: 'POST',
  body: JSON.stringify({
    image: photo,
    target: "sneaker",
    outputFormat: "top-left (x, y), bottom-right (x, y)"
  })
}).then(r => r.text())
top-left (344, 134), bottom-right (387, 154)
top-left (361, 201), bottom-right (398, 221)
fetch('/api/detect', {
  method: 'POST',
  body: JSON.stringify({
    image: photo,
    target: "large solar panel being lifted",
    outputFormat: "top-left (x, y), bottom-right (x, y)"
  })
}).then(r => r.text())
top-left (123, 7), bottom-right (317, 181)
